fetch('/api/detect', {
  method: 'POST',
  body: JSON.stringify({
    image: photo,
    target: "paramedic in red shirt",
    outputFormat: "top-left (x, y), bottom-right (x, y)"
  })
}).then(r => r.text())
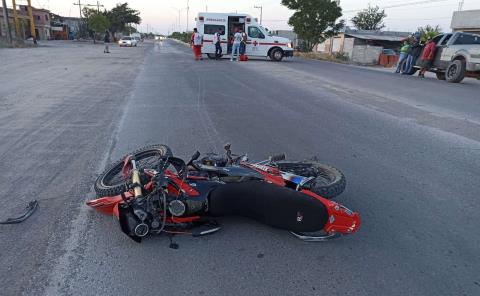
top-left (191, 28), bottom-right (203, 61)
top-left (418, 37), bottom-right (436, 78)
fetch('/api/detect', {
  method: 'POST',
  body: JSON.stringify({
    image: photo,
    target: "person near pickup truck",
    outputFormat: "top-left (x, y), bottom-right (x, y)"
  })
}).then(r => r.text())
top-left (418, 37), bottom-right (437, 78)
top-left (191, 28), bottom-right (203, 61)
top-left (402, 39), bottom-right (422, 74)
top-left (395, 41), bottom-right (411, 73)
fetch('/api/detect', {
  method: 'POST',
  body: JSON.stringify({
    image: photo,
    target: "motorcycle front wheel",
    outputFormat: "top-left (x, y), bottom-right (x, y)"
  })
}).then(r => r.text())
top-left (94, 144), bottom-right (172, 197)
top-left (275, 161), bottom-right (346, 199)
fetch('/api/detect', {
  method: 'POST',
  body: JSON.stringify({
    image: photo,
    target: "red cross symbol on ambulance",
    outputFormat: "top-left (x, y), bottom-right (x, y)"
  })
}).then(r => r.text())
top-left (253, 40), bottom-right (258, 46)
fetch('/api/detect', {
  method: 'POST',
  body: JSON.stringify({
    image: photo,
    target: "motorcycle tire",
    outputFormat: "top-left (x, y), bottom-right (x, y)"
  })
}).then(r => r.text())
top-left (94, 144), bottom-right (172, 198)
top-left (275, 161), bottom-right (346, 199)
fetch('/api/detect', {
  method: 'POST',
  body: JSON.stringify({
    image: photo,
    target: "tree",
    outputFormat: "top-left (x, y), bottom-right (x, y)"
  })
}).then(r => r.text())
top-left (416, 25), bottom-right (442, 43)
top-left (106, 3), bottom-right (141, 34)
top-left (88, 12), bottom-right (110, 43)
top-left (281, 0), bottom-right (343, 51)
top-left (351, 5), bottom-right (386, 30)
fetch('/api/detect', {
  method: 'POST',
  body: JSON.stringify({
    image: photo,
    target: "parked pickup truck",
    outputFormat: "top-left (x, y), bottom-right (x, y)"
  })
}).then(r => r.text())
top-left (408, 32), bottom-right (480, 83)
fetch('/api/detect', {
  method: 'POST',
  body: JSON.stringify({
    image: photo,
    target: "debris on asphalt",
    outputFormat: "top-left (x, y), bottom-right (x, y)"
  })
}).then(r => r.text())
top-left (0, 200), bottom-right (38, 225)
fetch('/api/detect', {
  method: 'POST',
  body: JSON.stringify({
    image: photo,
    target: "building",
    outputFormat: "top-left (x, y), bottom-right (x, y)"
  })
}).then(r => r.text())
top-left (317, 27), bottom-right (410, 64)
top-left (0, 7), bottom-right (29, 39)
top-left (50, 14), bottom-right (82, 40)
top-left (18, 5), bottom-right (51, 40)
top-left (0, 5), bottom-right (54, 40)
top-left (451, 9), bottom-right (480, 35)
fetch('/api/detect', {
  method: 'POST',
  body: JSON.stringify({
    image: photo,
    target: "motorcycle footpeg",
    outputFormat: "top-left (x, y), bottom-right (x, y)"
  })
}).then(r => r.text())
top-left (290, 231), bottom-right (341, 242)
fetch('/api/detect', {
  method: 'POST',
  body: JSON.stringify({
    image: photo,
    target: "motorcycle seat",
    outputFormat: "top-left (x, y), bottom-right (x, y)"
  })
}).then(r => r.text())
top-left (208, 180), bottom-right (328, 232)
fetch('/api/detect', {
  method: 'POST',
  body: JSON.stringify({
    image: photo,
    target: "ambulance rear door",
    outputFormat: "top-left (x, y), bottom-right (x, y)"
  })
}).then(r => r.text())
top-left (202, 21), bottom-right (227, 54)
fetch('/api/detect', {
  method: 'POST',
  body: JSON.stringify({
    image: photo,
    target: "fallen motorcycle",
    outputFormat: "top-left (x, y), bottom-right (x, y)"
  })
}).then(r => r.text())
top-left (87, 144), bottom-right (360, 243)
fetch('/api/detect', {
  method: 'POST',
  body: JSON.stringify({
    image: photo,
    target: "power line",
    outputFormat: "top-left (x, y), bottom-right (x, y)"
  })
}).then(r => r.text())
top-left (343, 0), bottom-right (450, 13)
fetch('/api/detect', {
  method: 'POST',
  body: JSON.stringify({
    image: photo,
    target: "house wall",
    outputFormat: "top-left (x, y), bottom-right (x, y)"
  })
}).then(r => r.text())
top-left (451, 9), bottom-right (480, 33)
top-left (343, 38), bottom-right (354, 59)
top-left (351, 45), bottom-right (383, 64)
top-left (0, 8), bottom-right (29, 39)
top-left (18, 5), bottom-right (51, 39)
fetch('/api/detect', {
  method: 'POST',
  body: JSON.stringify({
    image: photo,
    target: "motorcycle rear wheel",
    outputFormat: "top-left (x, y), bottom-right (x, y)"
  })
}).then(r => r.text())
top-left (94, 144), bottom-right (172, 197)
top-left (275, 161), bottom-right (346, 199)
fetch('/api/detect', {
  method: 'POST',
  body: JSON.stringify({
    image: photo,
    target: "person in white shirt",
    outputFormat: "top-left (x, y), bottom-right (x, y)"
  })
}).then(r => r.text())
top-left (213, 27), bottom-right (223, 59)
top-left (190, 28), bottom-right (203, 60)
top-left (231, 28), bottom-right (242, 62)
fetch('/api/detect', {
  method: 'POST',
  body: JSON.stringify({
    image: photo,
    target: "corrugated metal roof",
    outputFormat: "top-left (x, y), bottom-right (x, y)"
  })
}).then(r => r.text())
top-left (345, 33), bottom-right (407, 41)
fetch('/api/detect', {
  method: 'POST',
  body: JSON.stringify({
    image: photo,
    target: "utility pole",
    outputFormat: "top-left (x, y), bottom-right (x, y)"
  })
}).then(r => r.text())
top-left (96, 1), bottom-right (102, 12)
top-left (11, 0), bottom-right (21, 39)
top-left (1, 0), bottom-right (12, 43)
top-left (26, 0), bottom-right (36, 43)
top-left (73, 0), bottom-right (82, 18)
top-left (458, 0), bottom-right (464, 11)
top-left (254, 5), bottom-right (263, 25)
top-left (186, 0), bottom-right (189, 32)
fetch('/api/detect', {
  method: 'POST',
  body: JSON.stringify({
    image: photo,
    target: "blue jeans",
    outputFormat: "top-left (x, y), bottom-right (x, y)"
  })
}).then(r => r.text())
top-left (232, 43), bottom-right (240, 60)
top-left (403, 54), bottom-right (416, 74)
top-left (396, 52), bottom-right (408, 72)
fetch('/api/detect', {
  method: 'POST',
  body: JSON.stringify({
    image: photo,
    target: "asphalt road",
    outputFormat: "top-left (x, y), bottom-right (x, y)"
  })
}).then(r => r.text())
top-left (1, 40), bottom-right (479, 296)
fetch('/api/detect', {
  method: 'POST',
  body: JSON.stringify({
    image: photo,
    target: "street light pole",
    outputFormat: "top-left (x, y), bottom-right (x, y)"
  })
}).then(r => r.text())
top-left (254, 5), bottom-right (263, 25)
top-left (186, 0), bottom-right (189, 32)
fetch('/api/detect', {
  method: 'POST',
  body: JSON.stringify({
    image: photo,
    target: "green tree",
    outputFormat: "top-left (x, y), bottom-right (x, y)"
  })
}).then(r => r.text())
top-left (122, 25), bottom-right (137, 35)
top-left (351, 5), bottom-right (386, 30)
top-left (416, 25), bottom-right (442, 43)
top-left (106, 3), bottom-right (141, 34)
top-left (281, 0), bottom-right (343, 51)
top-left (88, 12), bottom-right (110, 43)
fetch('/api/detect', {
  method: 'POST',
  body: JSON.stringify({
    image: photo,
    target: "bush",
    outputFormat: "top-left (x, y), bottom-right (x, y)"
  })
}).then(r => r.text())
top-left (169, 32), bottom-right (191, 44)
top-left (334, 52), bottom-right (349, 61)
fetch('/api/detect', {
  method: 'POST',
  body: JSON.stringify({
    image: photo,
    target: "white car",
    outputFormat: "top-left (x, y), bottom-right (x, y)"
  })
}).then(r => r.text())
top-left (118, 36), bottom-right (138, 47)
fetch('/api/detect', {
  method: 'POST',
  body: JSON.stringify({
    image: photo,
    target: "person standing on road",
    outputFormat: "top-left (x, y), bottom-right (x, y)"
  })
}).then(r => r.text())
top-left (103, 30), bottom-right (111, 53)
top-left (402, 38), bottom-right (422, 75)
top-left (418, 37), bottom-right (437, 78)
top-left (231, 28), bottom-right (242, 62)
top-left (191, 28), bottom-right (203, 61)
top-left (395, 40), bottom-right (410, 73)
top-left (240, 29), bottom-right (247, 56)
top-left (213, 27), bottom-right (222, 59)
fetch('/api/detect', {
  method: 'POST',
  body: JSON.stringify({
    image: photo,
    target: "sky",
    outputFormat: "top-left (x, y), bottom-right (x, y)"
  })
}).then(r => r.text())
top-left (6, 0), bottom-right (480, 34)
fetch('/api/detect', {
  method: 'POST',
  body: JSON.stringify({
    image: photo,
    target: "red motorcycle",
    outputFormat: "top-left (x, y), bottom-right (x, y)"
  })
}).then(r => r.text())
top-left (87, 144), bottom-right (360, 243)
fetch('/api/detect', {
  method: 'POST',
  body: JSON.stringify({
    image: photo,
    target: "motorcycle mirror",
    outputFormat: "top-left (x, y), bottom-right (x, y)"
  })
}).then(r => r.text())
top-left (224, 143), bottom-right (231, 151)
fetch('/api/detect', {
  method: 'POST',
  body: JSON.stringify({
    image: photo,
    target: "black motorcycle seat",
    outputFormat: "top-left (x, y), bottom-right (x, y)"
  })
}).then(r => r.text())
top-left (208, 180), bottom-right (328, 232)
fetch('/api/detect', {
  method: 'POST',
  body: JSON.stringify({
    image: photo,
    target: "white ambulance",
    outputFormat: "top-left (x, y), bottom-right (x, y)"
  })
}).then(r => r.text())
top-left (195, 12), bottom-right (294, 61)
